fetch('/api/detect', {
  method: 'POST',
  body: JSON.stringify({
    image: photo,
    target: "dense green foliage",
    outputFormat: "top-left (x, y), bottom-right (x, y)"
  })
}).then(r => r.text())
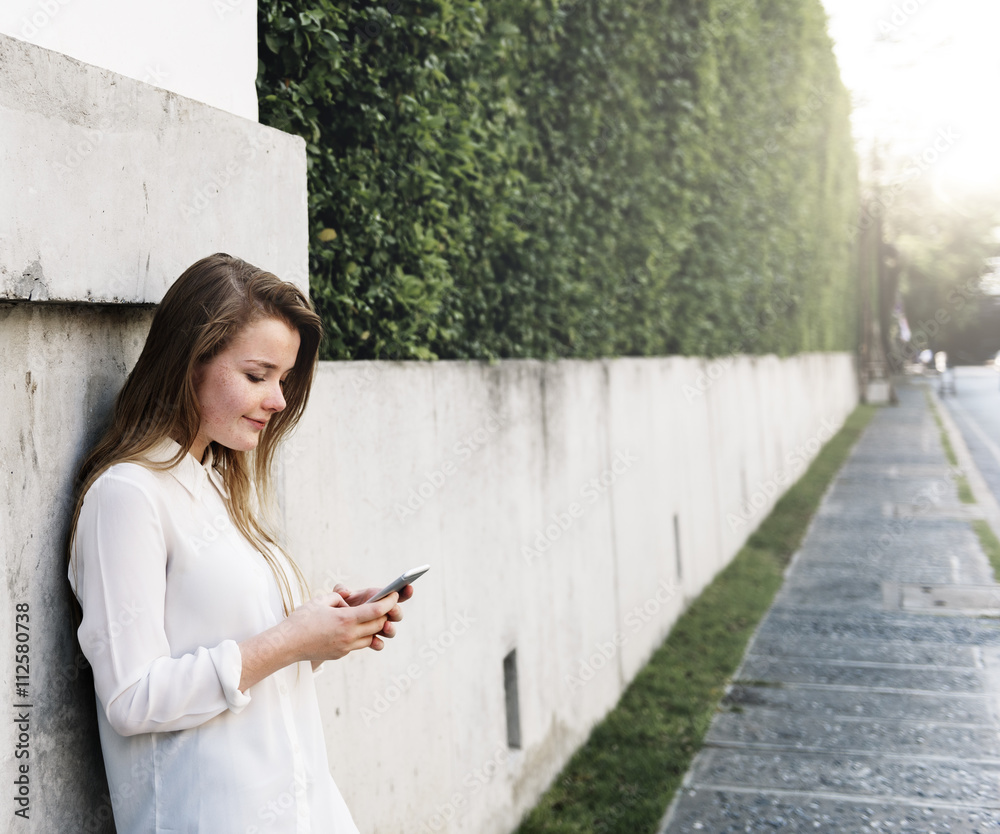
top-left (882, 179), bottom-right (1000, 365)
top-left (257, 0), bottom-right (858, 360)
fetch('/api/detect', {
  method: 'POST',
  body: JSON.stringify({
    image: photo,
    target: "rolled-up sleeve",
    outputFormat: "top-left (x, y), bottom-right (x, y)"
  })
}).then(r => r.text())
top-left (70, 473), bottom-right (251, 737)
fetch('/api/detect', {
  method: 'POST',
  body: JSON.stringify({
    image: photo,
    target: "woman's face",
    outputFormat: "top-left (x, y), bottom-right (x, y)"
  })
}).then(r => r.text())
top-left (190, 317), bottom-right (301, 461)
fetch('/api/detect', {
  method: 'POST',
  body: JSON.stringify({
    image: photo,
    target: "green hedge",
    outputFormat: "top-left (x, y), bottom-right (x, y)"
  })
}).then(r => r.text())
top-left (257, 0), bottom-right (858, 360)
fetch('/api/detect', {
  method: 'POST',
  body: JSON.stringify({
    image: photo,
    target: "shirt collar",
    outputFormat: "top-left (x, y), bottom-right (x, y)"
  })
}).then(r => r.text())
top-left (143, 437), bottom-right (229, 500)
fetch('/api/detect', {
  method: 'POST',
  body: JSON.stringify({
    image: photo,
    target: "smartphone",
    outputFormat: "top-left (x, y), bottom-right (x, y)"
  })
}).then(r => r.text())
top-left (364, 565), bottom-right (430, 604)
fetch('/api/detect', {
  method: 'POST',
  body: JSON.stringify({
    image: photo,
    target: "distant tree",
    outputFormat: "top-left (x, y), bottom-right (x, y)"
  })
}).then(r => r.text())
top-left (883, 177), bottom-right (1000, 364)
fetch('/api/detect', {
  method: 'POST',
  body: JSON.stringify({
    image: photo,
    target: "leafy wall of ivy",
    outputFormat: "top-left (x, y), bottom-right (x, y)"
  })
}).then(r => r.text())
top-left (257, 0), bottom-right (858, 360)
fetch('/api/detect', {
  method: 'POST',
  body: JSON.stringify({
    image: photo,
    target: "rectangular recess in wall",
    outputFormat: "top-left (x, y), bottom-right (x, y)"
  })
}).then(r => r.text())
top-left (503, 649), bottom-right (522, 750)
top-left (673, 513), bottom-right (682, 581)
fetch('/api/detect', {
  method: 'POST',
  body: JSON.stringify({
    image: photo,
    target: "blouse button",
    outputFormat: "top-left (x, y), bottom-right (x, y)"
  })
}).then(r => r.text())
top-left (278, 682), bottom-right (289, 696)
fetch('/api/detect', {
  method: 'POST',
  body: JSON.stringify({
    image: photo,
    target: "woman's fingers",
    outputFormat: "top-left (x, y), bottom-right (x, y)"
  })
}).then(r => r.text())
top-left (324, 591), bottom-right (350, 609)
top-left (295, 590), bottom-right (402, 659)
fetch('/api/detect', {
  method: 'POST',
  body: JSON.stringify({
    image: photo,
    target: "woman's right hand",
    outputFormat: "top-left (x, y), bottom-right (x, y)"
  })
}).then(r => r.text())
top-left (238, 591), bottom-right (400, 693)
top-left (282, 591), bottom-right (400, 663)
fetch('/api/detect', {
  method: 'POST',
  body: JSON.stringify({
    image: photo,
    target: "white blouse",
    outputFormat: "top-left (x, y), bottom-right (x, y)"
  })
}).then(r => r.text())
top-left (69, 437), bottom-right (360, 834)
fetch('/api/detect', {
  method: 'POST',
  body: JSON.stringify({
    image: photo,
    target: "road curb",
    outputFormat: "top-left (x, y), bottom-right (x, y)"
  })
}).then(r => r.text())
top-left (927, 381), bottom-right (1000, 549)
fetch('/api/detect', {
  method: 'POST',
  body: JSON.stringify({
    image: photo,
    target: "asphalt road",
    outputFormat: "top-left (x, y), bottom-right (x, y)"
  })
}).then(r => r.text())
top-left (938, 365), bottom-right (1000, 508)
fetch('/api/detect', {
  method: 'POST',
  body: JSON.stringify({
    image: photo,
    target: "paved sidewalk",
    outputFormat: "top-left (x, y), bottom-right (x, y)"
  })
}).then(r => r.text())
top-left (658, 379), bottom-right (1000, 833)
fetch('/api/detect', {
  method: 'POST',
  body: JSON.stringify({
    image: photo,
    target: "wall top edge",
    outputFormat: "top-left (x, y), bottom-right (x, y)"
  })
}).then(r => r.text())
top-left (0, 32), bottom-right (310, 305)
top-left (316, 352), bottom-right (856, 369)
top-left (0, 33), bottom-right (288, 136)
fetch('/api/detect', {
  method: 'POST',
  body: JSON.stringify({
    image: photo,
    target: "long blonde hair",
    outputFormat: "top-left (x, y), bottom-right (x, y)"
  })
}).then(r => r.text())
top-left (68, 253), bottom-right (322, 617)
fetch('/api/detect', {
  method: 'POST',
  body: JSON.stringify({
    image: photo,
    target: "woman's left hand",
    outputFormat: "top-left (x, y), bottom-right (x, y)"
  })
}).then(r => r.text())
top-left (333, 583), bottom-right (413, 646)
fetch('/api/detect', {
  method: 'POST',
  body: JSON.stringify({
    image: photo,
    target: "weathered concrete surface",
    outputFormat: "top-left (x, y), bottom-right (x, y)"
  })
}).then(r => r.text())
top-left (0, 36), bottom-right (306, 833)
top-left (1, 303), bottom-right (154, 833)
top-left (278, 353), bottom-right (858, 834)
top-left (660, 379), bottom-right (1000, 833)
top-left (1, 324), bottom-right (855, 834)
top-left (0, 32), bottom-right (307, 304)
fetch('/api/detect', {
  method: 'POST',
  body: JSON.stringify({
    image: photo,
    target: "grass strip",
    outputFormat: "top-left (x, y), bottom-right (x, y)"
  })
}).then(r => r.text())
top-left (972, 520), bottom-right (1000, 577)
top-left (514, 405), bottom-right (878, 834)
top-left (924, 390), bottom-right (975, 503)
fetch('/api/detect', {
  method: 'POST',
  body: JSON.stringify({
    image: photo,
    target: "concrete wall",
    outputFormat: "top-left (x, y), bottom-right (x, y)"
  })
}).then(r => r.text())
top-left (0, 33), bottom-right (306, 305)
top-left (0, 0), bottom-right (258, 120)
top-left (0, 31), bottom-right (303, 832)
top-left (1, 303), bottom-right (155, 832)
top-left (279, 354), bottom-right (858, 834)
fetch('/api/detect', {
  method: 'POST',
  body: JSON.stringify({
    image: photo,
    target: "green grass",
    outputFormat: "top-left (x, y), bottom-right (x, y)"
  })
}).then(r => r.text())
top-left (973, 520), bottom-right (1000, 577)
top-left (514, 405), bottom-right (878, 834)
top-left (924, 390), bottom-right (975, 503)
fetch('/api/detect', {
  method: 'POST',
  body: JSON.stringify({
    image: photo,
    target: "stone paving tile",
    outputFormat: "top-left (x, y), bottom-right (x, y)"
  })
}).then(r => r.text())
top-left (666, 789), bottom-right (1000, 833)
top-left (659, 382), bottom-right (1000, 834)
top-left (836, 462), bottom-right (960, 477)
top-left (735, 655), bottom-right (988, 693)
top-left (823, 477), bottom-right (960, 506)
top-left (793, 540), bottom-right (989, 574)
top-left (705, 708), bottom-right (1000, 758)
top-left (753, 610), bottom-right (1000, 648)
top-left (721, 683), bottom-right (995, 724)
top-left (796, 515), bottom-right (977, 542)
top-left (689, 749), bottom-right (1000, 807)
top-left (744, 634), bottom-right (981, 667)
top-left (816, 499), bottom-right (981, 522)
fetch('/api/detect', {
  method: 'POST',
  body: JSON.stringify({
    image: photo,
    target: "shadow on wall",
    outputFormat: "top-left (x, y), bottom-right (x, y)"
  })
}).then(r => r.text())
top-left (46, 588), bottom-right (116, 833)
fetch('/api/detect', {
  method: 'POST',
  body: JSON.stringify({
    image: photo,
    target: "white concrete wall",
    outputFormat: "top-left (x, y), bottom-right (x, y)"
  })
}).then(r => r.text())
top-left (0, 31), bottom-right (304, 833)
top-left (0, 303), bottom-right (155, 833)
top-left (279, 353), bottom-right (858, 834)
top-left (0, 32), bottom-right (307, 303)
top-left (0, 0), bottom-right (258, 120)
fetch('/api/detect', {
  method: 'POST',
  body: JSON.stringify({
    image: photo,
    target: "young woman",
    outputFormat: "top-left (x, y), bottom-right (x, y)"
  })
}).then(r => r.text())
top-left (67, 253), bottom-right (411, 832)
